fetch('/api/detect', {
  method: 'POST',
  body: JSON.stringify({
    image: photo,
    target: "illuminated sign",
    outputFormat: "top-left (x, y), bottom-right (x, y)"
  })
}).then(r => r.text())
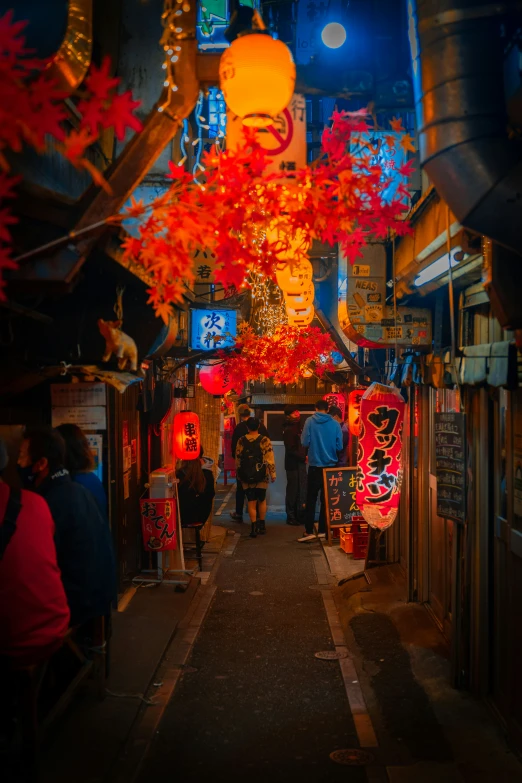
top-left (190, 308), bottom-right (237, 351)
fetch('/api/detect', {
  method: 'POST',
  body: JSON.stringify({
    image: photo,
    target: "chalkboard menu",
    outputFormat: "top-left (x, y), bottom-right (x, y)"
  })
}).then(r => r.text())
top-left (323, 467), bottom-right (363, 544)
top-left (434, 412), bottom-right (466, 524)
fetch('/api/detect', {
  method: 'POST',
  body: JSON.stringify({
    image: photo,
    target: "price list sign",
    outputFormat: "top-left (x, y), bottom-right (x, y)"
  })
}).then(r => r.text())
top-left (323, 467), bottom-right (363, 545)
top-left (434, 412), bottom-right (466, 524)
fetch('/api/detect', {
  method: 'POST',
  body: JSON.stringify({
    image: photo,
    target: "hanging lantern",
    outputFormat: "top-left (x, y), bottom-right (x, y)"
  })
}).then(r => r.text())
top-left (173, 411), bottom-right (201, 461)
top-left (301, 366), bottom-right (313, 378)
top-left (199, 363), bottom-right (234, 396)
top-left (323, 392), bottom-right (346, 420)
top-left (275, 259), bottom-right (313, 293)
top-left (356, 383), bottom-right (405, 531)
top-left (285, 281), bottom-right (315, 306)
top-left (266, 225), bottom-right (311, 262)
top-left (219, 34), bottom-right (295, 127)
top-left (286, 303), bottom-right (314, 326)
top-left (348, 389), bottom-right (365, 436)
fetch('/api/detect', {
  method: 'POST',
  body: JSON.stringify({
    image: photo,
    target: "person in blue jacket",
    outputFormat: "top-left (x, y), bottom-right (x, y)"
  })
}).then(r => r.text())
top-left (56, 423), bottom-right (108, 517)
top-left (299, 399), bottom-right (343, 542)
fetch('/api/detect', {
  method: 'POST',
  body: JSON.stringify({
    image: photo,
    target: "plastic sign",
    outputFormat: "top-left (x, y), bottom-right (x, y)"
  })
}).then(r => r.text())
top-left (140, 499), bottom-right (177, 551)
top-left (190, 308), bottom-right (237, 352)
top-left (199, 363), bottom-right (234, 396)
top-left (356, 383), bottom-right (405, 530)
top-left (173, 411), bottom-right (201, 461)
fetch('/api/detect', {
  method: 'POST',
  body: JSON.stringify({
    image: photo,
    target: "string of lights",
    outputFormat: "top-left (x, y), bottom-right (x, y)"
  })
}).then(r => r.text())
top-left (248, 269), bottom-right (287, 336)
top-left (158, 0), bottom-right (191, 112)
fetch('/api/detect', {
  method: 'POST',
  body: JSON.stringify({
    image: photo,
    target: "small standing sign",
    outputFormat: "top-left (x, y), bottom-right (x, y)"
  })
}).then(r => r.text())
top-left (140, 498), bottom-right (178, 551)
top-left (323, 467), bottom-right (364, 546)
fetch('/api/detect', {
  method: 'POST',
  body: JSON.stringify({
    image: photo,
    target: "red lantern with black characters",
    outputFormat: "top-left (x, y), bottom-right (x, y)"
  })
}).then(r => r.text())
top-left (323, 392), bottom-right (346, 420)
top-left (348, 389), bottom-right (365, 436)
top-left (173, 411), bottom-right (201, 461)
top-left (356, 383), bottom-right (405, 530)
top-left (199, 363), bottom-right (233, 396)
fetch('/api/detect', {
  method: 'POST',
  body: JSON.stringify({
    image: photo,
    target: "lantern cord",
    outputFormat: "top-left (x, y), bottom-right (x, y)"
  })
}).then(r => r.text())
top-left (445, 204), bottom-right (465, 413)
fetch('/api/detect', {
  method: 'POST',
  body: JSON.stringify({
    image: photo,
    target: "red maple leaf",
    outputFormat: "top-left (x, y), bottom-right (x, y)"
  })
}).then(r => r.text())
top-left (101, 90), bottom-right (142, 140)
top-left (85, 56), bottom-right (120, 100)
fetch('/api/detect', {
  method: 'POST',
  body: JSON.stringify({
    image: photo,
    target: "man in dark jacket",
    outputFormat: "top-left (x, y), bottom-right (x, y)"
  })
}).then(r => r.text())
top-left (329, 405), bottom-right (349, 466)
top-left (18, 427), bottom-right (116, 628)
top-left (230, 404), bottom-right (268, 523)
top-left (282, 406), bottom-right (307, 525)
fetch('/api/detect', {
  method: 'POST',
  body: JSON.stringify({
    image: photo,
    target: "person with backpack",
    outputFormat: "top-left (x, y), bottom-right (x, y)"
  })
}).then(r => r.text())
top-left (235, 418), bottom-right (275, 538)
top-left (230, 404), bottom-right (268, 523)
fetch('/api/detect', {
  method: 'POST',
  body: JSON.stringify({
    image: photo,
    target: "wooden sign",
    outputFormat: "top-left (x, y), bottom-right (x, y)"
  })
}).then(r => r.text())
top-left (434, 412), bottom-right (466, 524)
top-left (323, 467), bottom-right (363, 546)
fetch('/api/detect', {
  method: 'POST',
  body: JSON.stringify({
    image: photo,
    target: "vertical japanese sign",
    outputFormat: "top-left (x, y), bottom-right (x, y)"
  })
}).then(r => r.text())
top-left (190, 308), bottom-right (237, 351)
top-left (226, 94), bottom-right (307, 176)
top-left (434, 412), bottom-right (466, 523)
top-left (323, 467), bottom-right (363, 544)
top-left (140, 498), bottom-right (177, 551)
top-left (356, 385), bottom-right (405, 530)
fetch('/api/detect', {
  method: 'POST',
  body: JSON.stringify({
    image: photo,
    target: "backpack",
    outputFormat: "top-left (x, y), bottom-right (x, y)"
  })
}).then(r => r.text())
top-left (238, 435), bottom-right (268, 484)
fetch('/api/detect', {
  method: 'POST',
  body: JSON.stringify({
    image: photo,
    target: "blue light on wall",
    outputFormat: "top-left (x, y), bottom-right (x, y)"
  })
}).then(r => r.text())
top-left (321, 22), bottom-right (347, 49)
top-left (190, 309), bottom-right (237, 351)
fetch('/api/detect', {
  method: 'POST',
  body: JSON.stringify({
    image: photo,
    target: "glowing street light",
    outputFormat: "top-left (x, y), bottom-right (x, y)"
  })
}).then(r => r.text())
top-left (321, 22), bottom-right (347, 49)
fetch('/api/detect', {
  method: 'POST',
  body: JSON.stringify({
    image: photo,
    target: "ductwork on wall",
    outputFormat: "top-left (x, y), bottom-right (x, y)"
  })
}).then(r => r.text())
top-left (408, 1), bottom-right (522, 256)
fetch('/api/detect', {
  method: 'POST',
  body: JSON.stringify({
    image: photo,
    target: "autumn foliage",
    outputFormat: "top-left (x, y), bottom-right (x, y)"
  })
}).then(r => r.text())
top-left (0, 12), bottom-right (141, 299)
top-left (218, 323), bottom-right (337, 389)
top-left (122, 108), bottom-right (412, 322)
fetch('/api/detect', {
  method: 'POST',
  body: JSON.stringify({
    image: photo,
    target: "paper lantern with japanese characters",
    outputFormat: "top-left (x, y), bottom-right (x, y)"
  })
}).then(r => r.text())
top-left (173, 411), bottom-right (201, 461)
top-left (323, 392), bottom-right (346, 420)
top-left (356, 383), bottom-right (405, 530)
top-left (348, 389), bottom-right (365, 436)
top-left (219, 34), bottom-right (295, 127)
top-left (199, 363), bottom-right (233, 396)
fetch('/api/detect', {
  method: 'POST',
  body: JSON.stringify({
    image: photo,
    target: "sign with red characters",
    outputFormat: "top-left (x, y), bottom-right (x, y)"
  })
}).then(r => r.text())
top-left (356, 384), bottom-right (405, 530)
top-left (140, 499), bottom-right (177, 551)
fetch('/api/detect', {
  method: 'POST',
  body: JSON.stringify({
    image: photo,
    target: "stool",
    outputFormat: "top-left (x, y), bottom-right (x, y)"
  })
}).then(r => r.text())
top-left (182, 523), bottom-right (204, 571)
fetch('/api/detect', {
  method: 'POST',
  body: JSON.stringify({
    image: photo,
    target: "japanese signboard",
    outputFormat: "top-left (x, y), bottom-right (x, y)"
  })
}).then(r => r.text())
top-left (190, 308), bottom-right (237, 351)
top-left (323, 392), bottom-right (346, 420)
top-left (356, 386), bottom-right (405, 530)
top-left (51, 382), bottom-right (106, 408)
top-left (140, 498), bottom-right (178, 551)
top-left (323, 467), bottom-right (363, 544)
top-left (339, 243), bottom-right (432, 349)
top-left (85, 434), bottom-right (103, 483)
top-left (51, 406), bottom-right (107, 430)
top-left (434, 412), bottom-right (466, 524)
top-left (227, 94), bottom-right (307, 176)
top-left (192, 247), bottom-right (218, 284)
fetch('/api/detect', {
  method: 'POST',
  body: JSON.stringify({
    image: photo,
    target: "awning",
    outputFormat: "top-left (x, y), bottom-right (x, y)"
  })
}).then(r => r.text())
top-left (424, 342), bottom-right (518, 389)
top-left (249, 394), bottom-right (325, 406)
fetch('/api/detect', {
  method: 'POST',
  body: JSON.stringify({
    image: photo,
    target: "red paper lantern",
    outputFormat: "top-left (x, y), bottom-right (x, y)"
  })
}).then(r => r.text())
top-left (356, 383), bottom-right (405, 530)
top-left (348, 389), bottom-right (365, 436)
top-left (323, 392), bottom-right (346, 420)
top-left (199, 363), bottom-right (233, 396)
top-left (173, 411), bottom-right (201, 461)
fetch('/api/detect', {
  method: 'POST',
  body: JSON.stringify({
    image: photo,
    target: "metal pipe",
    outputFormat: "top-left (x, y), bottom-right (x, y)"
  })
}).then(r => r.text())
top-left (408, 0), bottom-right (522, 255)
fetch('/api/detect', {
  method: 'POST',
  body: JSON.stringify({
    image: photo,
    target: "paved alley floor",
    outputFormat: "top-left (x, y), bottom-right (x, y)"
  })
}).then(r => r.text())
top-left (136, 518), bottom-right (369, 783)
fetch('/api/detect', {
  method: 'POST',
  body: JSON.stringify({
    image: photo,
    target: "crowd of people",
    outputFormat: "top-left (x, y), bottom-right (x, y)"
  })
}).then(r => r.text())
top-left (232, 401), bottom-right (347, 542)
top-left (0, 425), bottom-right (115, 672)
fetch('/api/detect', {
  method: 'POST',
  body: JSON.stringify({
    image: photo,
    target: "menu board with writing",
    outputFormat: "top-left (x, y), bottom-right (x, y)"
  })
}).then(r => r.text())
top-left (434, 412), bottom-right (466, 524)
top-left (323, 467), bottom-right (363, 545)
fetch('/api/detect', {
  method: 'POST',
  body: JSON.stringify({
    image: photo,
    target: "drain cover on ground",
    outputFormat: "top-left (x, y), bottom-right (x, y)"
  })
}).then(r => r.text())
top-left (330, 749), bottom-right (373, 766)
top-left (315, 650), bottom-right (348, 660)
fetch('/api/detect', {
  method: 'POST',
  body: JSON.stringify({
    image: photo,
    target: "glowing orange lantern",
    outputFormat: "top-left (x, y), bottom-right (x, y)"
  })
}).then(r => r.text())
top-left (173, 411), bottom-right (201, 461)
top-left (267, 226), bottom-right (310, 262)
top-left (323, 392), bottom-right (346, 420)
top-left (286, 303), bottom-right (314, 326)
top-left (285, 281), bottom-right (314, 306)
top-left (199, 363), bottom-right (233, 396)
top-left (348, 389), bottom-right (365, 436)
top-left (356, 383), bottom-right (405, 531)
top-left (276, 259), bottom-right (313, 293)
top-left (219, 34), bottom-right (295, 127)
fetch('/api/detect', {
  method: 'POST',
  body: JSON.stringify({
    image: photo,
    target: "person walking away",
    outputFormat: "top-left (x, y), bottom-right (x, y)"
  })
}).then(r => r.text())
top-left (230, 404), bottom-right (268, 523)
top-left (328, 405), bottom-right (349, 467)
top-left (282, 406), bottom-right (307, 525)
top-left (0, 438), bottom-right (70, 667)
top-left (56, 423), bottom-right (108, 517)
top-left (235, 418), bottom-right (275, 538)
top-left (176, 448), bottom-right (215, 569)
top-left (17, 427), bottom-right (116, 630)
top-left (299, 400), bottom-right (342, 542)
